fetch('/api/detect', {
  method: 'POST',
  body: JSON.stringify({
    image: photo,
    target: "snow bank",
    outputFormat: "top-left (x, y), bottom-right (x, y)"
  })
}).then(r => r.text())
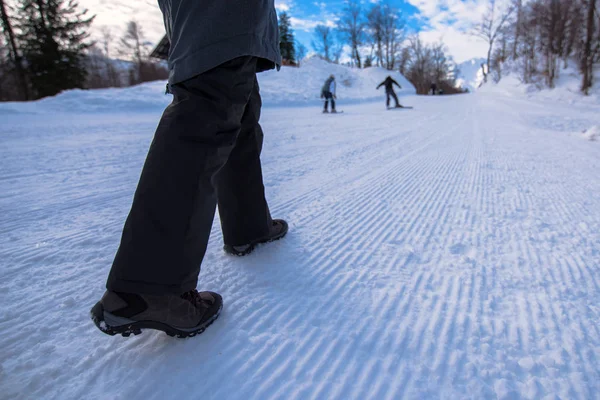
top-left (0, 58), bottom-right (415, 114)
top-left (478, 62), bottom-right (600, 105)
top-left (0, 81), bottom-right (171, 115)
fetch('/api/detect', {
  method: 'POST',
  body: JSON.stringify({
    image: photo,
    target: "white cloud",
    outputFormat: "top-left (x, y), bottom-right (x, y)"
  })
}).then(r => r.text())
top-left (419, 26), bottom-right (489, 64)
top-left (290, 17), bottom-right (334, 31)
top-left (275, 0), bottom-right (294, 12)
top-left (80, 0), bottom-right (164, 47)
top-left (407, 0), bottom-right (511, 62)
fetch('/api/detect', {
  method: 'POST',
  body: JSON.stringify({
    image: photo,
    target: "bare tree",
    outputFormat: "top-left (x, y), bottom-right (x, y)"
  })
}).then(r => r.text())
top-left (85, 44), bottom-right (108, 88)
top-left (397, 47), bottom-right (411, 75)
top-left (337, 0), bottom-right (365, 68)
top-left (312, 24), bottom-right (333, 61)
top-left (473, 0), bottom-right (515, 82)
top-left (295, 41), bottom-right (307, 67)
top-left (365, 3), bottom-right (405, 70)
top-left (331, 39), bottom-right (344, 64)
top-left (431, 41), bottom-right (450, 83)
top-left (511, 0), bottom-right (523, 59)
top-left (403, 35), bottom-right (460, 94)
top-left (489, 0), bottom-right (598, 93)
top-left (537, 0), bottom-right (574, 87)
top-left (582, 0), bottom-right (596, 93)
top-left (120, 20), bottom-right (147, 84)
top-left (381, 4), bottom-right (405, 70)
top-left (100, 26), bottom-right (113, 58)
top-left (99, 26), bottom-right (120, 87)
top-left (119, 20), bottom-right (166, 85)
top-left (367, 4), bottom-right (384, 67)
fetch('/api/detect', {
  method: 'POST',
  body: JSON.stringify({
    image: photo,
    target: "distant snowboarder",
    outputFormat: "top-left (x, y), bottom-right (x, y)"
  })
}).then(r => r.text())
top-left (430, 82), bottom-right (437, 95)
top-left (321, 74), bottom-right (337, 113)
top-left (377, 76), bottom-right (403, 108)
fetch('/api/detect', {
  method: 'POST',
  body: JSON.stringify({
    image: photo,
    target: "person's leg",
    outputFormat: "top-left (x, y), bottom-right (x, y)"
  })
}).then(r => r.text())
top-left (106, 56), bottom-right (259, 296)
top-left (331, 94), bottom-right (336, 112)
top-left (392, 91), bottom-right (400, 107)
top-left (214, 78), bottom-right (273, 246)
top-left (386, 92), bottom-right (391, 107)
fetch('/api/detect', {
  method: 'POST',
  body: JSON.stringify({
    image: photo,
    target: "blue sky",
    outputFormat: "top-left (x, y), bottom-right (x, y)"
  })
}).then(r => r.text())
top-left (275, 0), bottom-right (491, 63)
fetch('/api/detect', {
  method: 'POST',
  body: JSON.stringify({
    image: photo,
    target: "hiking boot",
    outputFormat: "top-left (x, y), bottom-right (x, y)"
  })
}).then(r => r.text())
top-left (90, 289), bottom-right (223, 338)
top-left (223, 219), bottom-right (288, 256)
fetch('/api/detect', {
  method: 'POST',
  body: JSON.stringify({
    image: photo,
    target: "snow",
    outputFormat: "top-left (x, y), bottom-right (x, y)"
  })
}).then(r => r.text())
top-left (583, 126), bottom-right (599, 142)
top-left (259, 57), bottom-right (416, 106)
top-left (456, 58), bottom-right (486, 91)
top-left (0, 58), bottom-right (415, 114)
top-left (1, 59), bottom-right (600, 399)
top-left (478, 61), bottom-right (600, 106)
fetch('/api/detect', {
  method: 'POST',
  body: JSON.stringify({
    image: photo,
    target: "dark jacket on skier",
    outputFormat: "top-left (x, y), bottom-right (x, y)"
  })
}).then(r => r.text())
top-left (321, 75), bottom-right (336, 98)
top-left (377, 75), bottom-right (402, 108)
top-left (321, 75), bottom-right (337, 112)
top-left (158, 0), bottom-right (281, 84)
top-left (377, 76), bottom-right (402, 93)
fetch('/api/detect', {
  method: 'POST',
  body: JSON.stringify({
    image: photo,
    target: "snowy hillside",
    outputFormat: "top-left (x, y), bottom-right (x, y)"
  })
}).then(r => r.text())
top-left (456, 58), bottom-right (486, 91)
top-left (0, 58), bottom-right (415, 114)
top-left (479, 62), bottom-right (600, 105)
top-left (1, 63), bottom-right (600, 399)
top-left (259, 57), bottom-right (416, 105)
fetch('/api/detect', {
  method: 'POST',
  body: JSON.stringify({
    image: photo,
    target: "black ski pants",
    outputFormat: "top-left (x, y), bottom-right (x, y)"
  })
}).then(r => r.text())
top-left (322, 91), bottom-right (336, 111)
top-left (386, 89), bottom-right (400, 107)
top-left (107, 56), bottom-right (272, 295)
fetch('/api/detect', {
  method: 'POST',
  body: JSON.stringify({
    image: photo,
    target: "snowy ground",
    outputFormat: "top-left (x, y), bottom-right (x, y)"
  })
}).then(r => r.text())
top-left (1, 85), bottom-right (599, 399)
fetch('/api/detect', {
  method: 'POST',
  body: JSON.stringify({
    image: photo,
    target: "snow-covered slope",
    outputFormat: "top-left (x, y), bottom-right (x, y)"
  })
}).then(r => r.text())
top-left (259, 57), bottom-right (416, 106)
top-left (2, 59), bottom-right (600, 399)
top-left (0, 58), bottom-right (415, 114)
top-left (2, 84), bottom-right (600, 400)
top-left (456, 58), bottom-right (486, 91)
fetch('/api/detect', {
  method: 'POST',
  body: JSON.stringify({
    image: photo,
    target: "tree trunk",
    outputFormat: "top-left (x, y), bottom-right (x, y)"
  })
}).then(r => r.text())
top-left (354, 45), bottom-right (362, 68)
top-left (582, 0), bottom-right (595, 94)
top-left (35, 0), bottom-right (48, 29)
top-left (0, 0), bottom-right (29, 100)
top-left (484, 41), bottom-right (493, 82)
top-left (512, 0), bottom-right (522, 59)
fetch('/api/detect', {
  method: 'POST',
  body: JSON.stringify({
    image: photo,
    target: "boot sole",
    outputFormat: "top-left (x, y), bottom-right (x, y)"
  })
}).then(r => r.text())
top-left (223, 220), bottom-right (288, 256)
top-left (90, 301), bottom-right (222, 339)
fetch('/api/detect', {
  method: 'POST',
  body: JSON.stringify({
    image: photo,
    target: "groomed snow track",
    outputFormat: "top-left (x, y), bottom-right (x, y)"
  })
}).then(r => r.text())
top-left (1, 93), bottom-right (599, 399)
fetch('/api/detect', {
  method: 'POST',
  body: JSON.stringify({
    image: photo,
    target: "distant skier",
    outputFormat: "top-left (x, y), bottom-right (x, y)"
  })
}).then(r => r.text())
top-left (430, 82), bottom-right (437, 95)
top-left (377, 75), bottom-right (403, 108)
top-left (321, 74), bottom-right (337, 113)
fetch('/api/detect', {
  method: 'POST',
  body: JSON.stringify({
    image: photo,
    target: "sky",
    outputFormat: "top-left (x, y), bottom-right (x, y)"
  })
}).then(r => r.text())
top-left (80, 0), bottom-right (493, 64)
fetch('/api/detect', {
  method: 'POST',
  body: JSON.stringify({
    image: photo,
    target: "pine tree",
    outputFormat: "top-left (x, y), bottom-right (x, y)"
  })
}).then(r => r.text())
top-left (17, 0), bottom-right (94, 99)
top-left (1, 0), bottom-right (29, 99)
top-left (278, 12), bottom-right (295, 63)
